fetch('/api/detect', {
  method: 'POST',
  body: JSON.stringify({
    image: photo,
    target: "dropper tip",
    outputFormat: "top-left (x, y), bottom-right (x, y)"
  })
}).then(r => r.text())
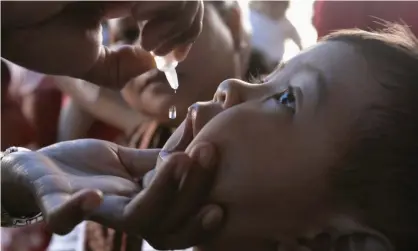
top-left (165, 68), bottom-right (179, 90)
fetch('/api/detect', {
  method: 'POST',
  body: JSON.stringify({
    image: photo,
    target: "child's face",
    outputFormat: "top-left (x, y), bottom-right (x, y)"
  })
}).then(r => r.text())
top-left (161, 40), bottom-right (385, 240)
top-left (119, 4), bottom-right (242, 124)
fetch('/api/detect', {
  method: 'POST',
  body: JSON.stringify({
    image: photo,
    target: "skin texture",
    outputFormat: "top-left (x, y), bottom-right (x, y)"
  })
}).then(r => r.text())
top-left (157, 41), bottom-right (392, 250)
top-left (1, 140), bottom-right (223, 250)
top-left (1, 1), bottom-right (203, 89)
top-left (120, 3), bottom-right (247, 124)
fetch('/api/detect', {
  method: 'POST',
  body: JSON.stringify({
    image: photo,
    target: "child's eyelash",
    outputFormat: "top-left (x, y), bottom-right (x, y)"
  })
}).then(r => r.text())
top-left (249, 74), bottom-right (266, 85)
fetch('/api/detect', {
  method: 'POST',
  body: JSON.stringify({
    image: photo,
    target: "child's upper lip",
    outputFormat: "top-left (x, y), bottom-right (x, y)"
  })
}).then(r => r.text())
top-left (166, 102), bottom-right (224, 153)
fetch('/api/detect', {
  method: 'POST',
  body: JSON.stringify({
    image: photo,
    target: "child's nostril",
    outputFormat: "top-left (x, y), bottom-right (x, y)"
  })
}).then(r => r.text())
top-left (215, 91), bottom-right (227, 103)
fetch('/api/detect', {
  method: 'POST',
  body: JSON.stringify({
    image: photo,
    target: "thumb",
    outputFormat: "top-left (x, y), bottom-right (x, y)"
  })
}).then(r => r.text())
top-left (43, 189), bottom-right (103, 235)
top-left (173, 43), bottom-right (193, 62)
top-left (83, 45), bottom-right (156, 90)
top-left (115, 146), bottom-right (160, 178)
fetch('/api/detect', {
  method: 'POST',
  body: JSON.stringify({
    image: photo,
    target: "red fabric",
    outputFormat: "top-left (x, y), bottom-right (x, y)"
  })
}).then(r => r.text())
top-left (1, 97), bottom-right (35, 150)
top-left (1, 60), bottom-right (35, 150)
top-left (28, 77), bottom-right (62, 147)
top-left (313, 1), bottom-right (418, 39)
top-left (1, 223), bottom-right (52, 251)
top-left (62, 94), bottom-right (123, 142)
top-left (87, 120), bottom-right (123, 142)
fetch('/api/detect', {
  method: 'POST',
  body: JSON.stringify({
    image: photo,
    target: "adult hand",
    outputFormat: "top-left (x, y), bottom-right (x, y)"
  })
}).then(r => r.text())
top-left (1, 1), bottom-right (204, 89)
top-left (1, 139), bottom-right (222, 249)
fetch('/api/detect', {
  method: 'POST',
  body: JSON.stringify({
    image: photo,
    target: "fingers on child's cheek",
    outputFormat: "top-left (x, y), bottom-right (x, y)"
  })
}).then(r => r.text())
top-left (189, 142), bottom-right (217, 168)
top-left (162, 152), bottom-right (192, 182)
top-left (120, 157), bottom-right (187, 232)
top-left (142, 151), bottom-right (190, 189)
top-left (146, 205), bottom-right (223, 250)
top-left (154, 149), bottom-right (216, 232)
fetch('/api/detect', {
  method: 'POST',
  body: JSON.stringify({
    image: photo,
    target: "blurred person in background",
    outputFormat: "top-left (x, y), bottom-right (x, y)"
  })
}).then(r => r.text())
top-left (313, 0), bottom-right (418, 39)
top-left (1, 60), bottom-right (35, 150)
top-left (247, 0), bottom-right (302, 78)
top-left (56, 22), bottom-right (142, 143)
top-left (1, 59), bottom-right (62, 150)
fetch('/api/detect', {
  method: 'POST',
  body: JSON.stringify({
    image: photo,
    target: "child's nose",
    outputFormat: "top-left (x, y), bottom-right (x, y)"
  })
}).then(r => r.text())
top-left (213, 78), bottom-right (262, 109)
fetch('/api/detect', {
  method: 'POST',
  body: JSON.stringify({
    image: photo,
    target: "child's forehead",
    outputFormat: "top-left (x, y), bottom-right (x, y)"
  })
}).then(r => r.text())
top-left (264, 41), bottom-right (384, 117)
top-left (267, 41), bottom-right (366, 84)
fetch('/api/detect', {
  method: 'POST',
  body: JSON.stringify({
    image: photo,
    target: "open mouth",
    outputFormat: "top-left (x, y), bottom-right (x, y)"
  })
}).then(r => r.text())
top-left (170, 109), bottom-right (195, 152)
top-left (150, 110), bottom-right (195, 186)
top-left (159, 102), bottom-right (223, 160)
top-left (158, 107), bottom-right (196, 162)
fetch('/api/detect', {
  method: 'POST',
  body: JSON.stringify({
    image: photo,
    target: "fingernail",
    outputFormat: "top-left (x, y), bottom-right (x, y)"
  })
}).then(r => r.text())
top-left (143, 169), bottom-right (156, 188)
top-left (198, 145), bottom-right (214, 167)
top-left (82, 191), bottom-right (102, 212)
top-left (159, 150), bottom-right (170, 161)
top-left (201, 207), bottom-right (222, 230)
top-left (174, 44), bottom-right (192, 62)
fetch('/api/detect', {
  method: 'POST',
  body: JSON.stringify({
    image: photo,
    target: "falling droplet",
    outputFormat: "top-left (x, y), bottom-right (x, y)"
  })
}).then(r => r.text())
top-left (169, 105), bottom-right (177, 119)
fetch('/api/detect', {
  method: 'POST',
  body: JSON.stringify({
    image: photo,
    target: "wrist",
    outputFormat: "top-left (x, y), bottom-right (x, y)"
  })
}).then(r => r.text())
top-left (1, 148), bottom-right (41, 217)
top-left (1, 176), bottom-right (40, 217)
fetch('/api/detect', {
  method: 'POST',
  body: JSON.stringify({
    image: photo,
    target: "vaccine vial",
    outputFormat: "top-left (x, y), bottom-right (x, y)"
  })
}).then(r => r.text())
top-left (153, 51), bottom-right (179, 119)
top-left (153, 52), bottom-right (179, 90)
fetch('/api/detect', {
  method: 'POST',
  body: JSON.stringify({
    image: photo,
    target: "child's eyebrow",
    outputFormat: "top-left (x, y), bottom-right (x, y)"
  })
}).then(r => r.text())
top-left (298, 63), bottom-right (328, 110)
top-left (263, 62), bottom-right (328, 108)
top-left (263, 62), bottom-right (286, 83)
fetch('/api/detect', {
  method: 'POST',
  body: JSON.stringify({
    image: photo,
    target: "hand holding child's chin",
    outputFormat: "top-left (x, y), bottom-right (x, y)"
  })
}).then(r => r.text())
top-left (141, 141), bottom-right (225, 249)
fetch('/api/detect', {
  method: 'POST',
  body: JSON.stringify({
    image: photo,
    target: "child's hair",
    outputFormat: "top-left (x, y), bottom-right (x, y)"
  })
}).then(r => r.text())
top-left (323, 24), bottom-right (418, 250)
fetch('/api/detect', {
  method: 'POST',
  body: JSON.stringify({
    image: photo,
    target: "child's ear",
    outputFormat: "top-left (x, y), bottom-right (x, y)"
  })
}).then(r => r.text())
top-left (332, 234), bottom-right (389, 251)
top-left (283, 233), bottom-right (392, 251)
top-left (321, 215), bottom-right (394, 251)
top-left (275, 215), bottom-right (394, 251)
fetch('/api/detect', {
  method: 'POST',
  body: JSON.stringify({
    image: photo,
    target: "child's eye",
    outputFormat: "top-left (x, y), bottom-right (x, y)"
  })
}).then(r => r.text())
top-left (273, 87), bottom-right (296, 111)
top-left (249, 74), bottom-right (267, 85)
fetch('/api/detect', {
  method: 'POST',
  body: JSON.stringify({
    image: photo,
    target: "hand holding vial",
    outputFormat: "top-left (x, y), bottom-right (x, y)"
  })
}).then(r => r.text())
top-left (1, 1), bottom-right (203, 89)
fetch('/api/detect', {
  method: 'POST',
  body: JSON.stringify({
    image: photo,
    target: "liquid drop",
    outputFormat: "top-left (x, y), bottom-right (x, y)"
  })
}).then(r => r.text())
top-left (169, 105), bottom-right (177, 119)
